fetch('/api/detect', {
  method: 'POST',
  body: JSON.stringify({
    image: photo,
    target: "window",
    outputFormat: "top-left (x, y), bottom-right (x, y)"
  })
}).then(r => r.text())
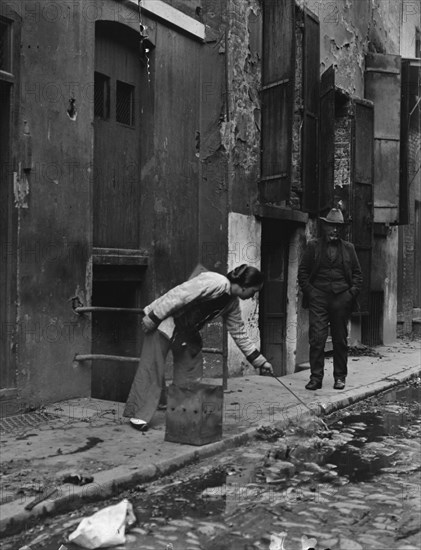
top-left (94, 72), bottom-right (110, 119)
top-left (116, 81), bottom-right (135, 126)
top-left (0, 18), bottom-right (11, 72)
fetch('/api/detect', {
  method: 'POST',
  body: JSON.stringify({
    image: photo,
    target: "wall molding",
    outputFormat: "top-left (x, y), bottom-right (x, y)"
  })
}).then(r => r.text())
top-left (124, 0), bottom-right (205, 41)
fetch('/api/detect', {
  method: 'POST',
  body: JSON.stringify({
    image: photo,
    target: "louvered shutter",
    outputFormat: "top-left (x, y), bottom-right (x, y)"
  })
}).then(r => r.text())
top-left (260, 0), bottom-right (295, 203)
top-left (365, 54), bottom-right (401, 224)
top-left (319, 65), bottom-right (335, 213)
top-left (351, 99), bottom-right (374, 316)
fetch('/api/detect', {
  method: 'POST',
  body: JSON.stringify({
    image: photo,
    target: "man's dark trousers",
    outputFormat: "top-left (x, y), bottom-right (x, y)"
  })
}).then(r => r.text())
top-left (308, 287), bottom-right (353, 382)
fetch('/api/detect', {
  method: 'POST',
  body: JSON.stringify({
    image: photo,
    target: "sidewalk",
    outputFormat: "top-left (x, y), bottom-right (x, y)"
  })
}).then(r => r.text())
top-left (1, 340), bottom-right (420, 535)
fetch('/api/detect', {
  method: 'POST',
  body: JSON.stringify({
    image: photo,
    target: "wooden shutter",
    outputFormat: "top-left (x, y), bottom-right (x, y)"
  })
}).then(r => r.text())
top-left (351, 99), bottom-right (374, 316)
top-left (319, 65), bottom-right (335, 213)
top-left (400, 59), bottom-right (421, 225)
top-left (260, 0), bottom-right (295, 203)
top-left (301, 8), bottom-right (320, 213)
top-left (365, 54), bottom-right (401, 224)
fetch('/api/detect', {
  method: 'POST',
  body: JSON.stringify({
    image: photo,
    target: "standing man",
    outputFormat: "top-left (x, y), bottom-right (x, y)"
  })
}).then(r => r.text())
top-left (298, 208), bottom-right (362, 390)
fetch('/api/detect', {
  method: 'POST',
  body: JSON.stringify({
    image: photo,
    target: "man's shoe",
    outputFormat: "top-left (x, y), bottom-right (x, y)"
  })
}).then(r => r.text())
top-left (333, 379), bottom-right (346, 390)
top-left (129, 418), bottom-right (148, 431)
top-left (305, 380), bottom-right (322, 391)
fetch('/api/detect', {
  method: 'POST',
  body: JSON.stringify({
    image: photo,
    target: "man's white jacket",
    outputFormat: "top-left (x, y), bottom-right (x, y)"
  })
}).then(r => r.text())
top-left (143, 271), bottom-right (266, 368)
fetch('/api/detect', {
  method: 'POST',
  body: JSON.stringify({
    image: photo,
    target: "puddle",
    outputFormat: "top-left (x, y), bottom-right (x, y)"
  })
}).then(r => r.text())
top-left (67, 437), bottom-right (104, 455)
top-left (7, 381), bottom-right (421, 550)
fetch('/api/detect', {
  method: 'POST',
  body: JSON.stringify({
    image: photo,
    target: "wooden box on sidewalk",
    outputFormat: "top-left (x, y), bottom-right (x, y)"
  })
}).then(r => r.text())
top-left (165, 382), bottom-right (223, 445)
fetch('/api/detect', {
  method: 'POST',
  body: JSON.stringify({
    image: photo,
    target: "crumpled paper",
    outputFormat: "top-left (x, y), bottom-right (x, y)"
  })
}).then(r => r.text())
top-left (68, 499), bottom-right (136, 549)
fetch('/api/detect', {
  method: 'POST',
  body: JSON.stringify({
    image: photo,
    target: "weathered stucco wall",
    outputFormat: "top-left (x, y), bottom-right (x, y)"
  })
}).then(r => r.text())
top-left (286, 228), bottom-right (307, 372)
top-left (225, 0), bottom-right (261, 214)
top-left (382, 227), bottom-right (399, 343)
top-left (227, 213), bottom-right (261, 376)
top-left (298, 0), bottom-right (402, 96)
top-left (291, 8), bottom-right (304, 209)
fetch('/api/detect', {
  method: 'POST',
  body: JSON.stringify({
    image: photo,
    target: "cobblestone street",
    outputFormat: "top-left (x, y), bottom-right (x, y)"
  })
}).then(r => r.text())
top-left (5, 380), bottom-right (421, 550)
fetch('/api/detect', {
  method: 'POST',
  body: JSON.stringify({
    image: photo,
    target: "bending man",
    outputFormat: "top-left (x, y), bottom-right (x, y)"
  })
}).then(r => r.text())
top-left (124, 264), bottom-right (273, 430)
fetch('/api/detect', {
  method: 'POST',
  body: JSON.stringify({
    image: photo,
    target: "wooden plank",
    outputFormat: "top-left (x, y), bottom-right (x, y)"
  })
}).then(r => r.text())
top-left (126, 0), bottom-right (205, 41)
top-left (254, 204), bottom-right (309, 224)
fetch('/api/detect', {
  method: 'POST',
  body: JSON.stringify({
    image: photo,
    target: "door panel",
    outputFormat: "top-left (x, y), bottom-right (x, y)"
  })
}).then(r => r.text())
top-left (260, 221), bottom-right (289, 376)
top-left (94, 23), bottom-right (142, 248)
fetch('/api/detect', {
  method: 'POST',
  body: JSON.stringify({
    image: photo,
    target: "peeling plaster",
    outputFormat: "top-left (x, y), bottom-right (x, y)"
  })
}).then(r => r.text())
top-left (227, 212), bottom-right (261, 376)
top-left (14, 164), bottom-right (30, 209)
top-left (226, 0), bottom-right (261, 175)
top-left (317, 0), bottom-right (402, 96)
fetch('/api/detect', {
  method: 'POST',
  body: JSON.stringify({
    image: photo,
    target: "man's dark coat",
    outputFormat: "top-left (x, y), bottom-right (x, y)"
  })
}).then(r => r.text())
top-left (298, 238), bottom-right (363, 310)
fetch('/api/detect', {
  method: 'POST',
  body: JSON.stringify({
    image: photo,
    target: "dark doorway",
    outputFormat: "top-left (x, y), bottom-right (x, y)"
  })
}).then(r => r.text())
top-left (91, 22), bottom-right (147, 400)
top-left (260, 220), bottom-right (290, 376)
top-left (91, 281), bottom-right (142, 401)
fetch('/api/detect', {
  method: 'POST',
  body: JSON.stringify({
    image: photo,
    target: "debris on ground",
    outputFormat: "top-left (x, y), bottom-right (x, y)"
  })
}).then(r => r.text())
top-left (68, 499), bottom-right (136, 549)
top-left (348, 344), bottom-right (383, 357)
top-left (62, 473), bottom-right (94, 486)
top-left (256, 425), bottom-right (284, 442)
top-left (24, 487), bottom-right (59, 511)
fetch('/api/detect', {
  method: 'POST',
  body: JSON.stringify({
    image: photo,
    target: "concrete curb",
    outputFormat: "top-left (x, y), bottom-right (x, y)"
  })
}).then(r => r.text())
top-left (1, 364), bottom-right (420, 537)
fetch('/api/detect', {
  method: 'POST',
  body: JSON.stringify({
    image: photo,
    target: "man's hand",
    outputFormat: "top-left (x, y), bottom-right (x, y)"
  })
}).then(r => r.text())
top-left (258, 361), bottom-right (274, 376)
top-left (141, 315), bottom-right (157, 333)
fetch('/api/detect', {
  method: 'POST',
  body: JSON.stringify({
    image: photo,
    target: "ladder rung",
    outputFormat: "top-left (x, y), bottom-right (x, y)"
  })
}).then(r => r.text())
top-left (74, 307), bottom-right (144, 314)
top-left (74, 354), bottom-right (139, 363)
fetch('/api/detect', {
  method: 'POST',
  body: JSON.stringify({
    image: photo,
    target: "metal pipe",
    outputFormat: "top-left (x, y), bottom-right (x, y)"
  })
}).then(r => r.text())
top-left (74, 307), bottom-right (144, 314)
top-left (74, 354), bottom-right (139, 363)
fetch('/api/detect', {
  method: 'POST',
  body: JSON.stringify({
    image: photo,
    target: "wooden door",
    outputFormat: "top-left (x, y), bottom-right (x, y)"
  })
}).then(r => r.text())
top-left (260, 221), bottom-right (289, 376)
top-left (94, 22), bottom-right (143, 248)
top-left (91, 22), bottom-right (145, 400)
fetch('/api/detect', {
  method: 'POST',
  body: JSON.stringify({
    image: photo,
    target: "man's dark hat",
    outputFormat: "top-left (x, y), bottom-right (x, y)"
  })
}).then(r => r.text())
top-left (319, 208), bottom-right (347, 224)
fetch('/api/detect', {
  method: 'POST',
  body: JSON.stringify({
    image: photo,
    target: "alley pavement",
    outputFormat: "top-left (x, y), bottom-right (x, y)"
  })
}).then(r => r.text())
top-left (0, 339), bottom-right (420, 536)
